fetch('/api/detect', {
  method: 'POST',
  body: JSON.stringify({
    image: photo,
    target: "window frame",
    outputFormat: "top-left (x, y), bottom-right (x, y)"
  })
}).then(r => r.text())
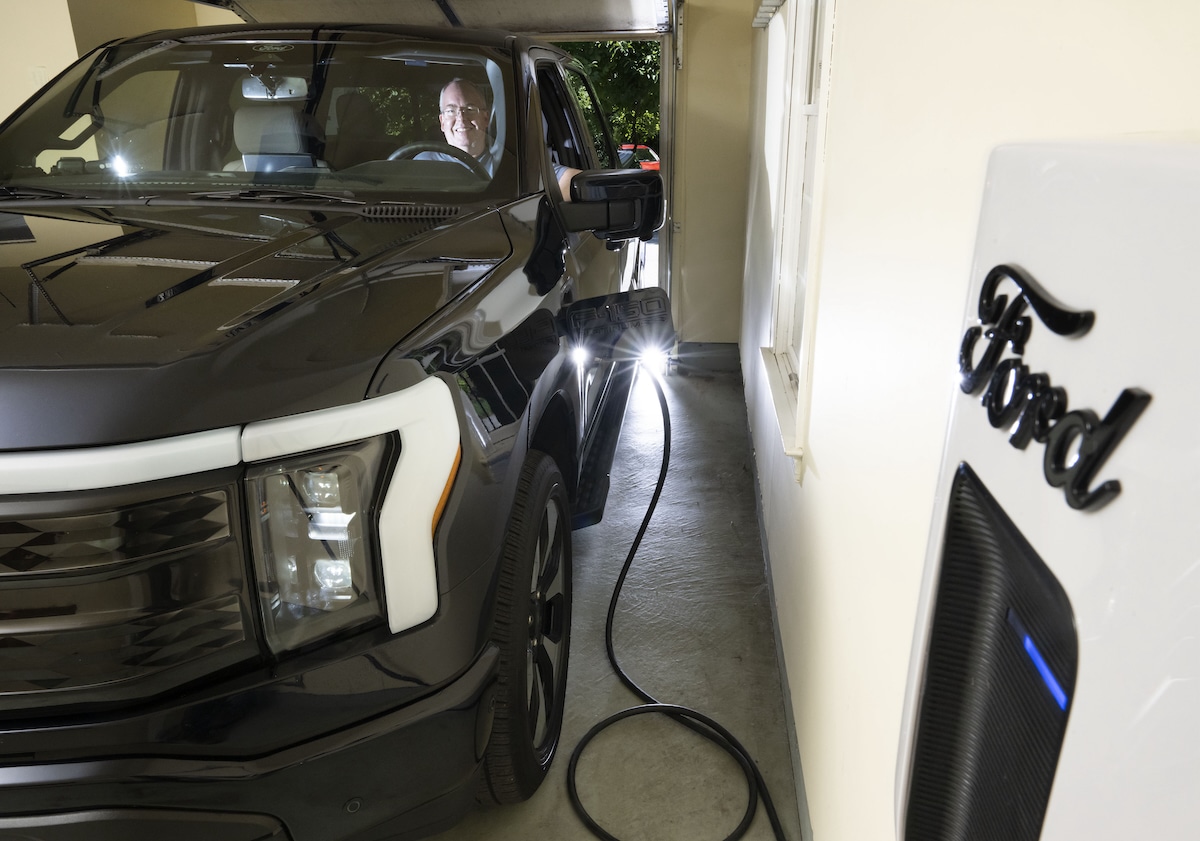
top-left (561, 65), bottom-right (617, 170)
top-left (534, 58), bottom-right (618, 181)
top-left (759, 0), bottom-right (834, 477)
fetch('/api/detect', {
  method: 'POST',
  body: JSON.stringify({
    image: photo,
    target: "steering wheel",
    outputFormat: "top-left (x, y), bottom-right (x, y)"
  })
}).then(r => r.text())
top-left (387, 141), bottom-right (490, 179)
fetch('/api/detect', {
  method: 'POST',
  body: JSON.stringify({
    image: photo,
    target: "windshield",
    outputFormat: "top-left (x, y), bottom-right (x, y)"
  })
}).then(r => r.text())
top-left (0, 31), bottom-right (518, 204)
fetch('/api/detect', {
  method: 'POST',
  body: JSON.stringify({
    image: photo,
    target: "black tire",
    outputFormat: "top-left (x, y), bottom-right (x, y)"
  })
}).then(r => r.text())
top-left (481, 450), bottom-right (573, 804)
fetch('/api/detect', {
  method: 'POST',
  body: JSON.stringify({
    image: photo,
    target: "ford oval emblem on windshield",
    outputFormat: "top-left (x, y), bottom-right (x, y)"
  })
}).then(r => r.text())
top-left (253, 44), bottom-right (293, 52)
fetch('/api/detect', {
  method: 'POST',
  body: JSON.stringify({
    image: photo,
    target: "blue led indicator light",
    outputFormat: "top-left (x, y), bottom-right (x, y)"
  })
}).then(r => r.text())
top-left (1022, 634), bottom-right (1068, 710)
top-left (1007, 608), bottom-right (1069, 711)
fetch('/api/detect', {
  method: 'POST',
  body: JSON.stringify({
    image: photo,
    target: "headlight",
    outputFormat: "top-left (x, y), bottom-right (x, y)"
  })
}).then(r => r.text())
top-left (240, 376), bottom-right (462, 643)
top-left (245, 435), bottom-right (391, 654)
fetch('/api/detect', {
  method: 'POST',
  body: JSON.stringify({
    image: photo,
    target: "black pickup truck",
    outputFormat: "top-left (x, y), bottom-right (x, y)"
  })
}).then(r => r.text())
top-left (0, 22), bottom-right (664, 841)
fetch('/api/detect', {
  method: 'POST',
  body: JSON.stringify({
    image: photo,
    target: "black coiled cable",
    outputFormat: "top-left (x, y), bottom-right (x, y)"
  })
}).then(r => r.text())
top-left (565, 370), bottom-right (789, 841)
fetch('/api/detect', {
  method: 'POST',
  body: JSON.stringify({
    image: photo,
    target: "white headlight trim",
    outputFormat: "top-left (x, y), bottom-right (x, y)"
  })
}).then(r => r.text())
top-left (241, 377), bottom-right (460, 633)
top-left (0, 428), bottom-right (242, 494)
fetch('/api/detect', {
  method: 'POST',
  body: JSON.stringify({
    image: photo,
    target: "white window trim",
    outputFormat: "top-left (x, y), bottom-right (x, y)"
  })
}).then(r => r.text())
top-left (760, 0), bottom-right (835, 480)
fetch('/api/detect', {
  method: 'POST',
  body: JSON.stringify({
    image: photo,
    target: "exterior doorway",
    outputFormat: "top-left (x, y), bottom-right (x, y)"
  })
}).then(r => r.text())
top-left (556, 37), bottom-right (671, 293)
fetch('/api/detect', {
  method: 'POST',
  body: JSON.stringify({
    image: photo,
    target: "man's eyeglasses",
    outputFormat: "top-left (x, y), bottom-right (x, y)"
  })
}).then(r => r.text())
top-left (441, 105), bottom-right (485, 120)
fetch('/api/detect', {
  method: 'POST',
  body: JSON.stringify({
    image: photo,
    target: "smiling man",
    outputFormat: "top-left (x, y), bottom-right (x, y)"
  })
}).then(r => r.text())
top-left (416, 79), bottom-right (497, 174)
top-left (440, 80), bottom-right (490, 158)
top-left (420, 78), bottom-right (579, 197)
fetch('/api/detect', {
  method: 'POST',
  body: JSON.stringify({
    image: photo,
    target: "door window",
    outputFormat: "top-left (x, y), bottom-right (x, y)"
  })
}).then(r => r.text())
top-left (536, 63), bottom-right (615, 172)
top-left (563, 68), bottom-right (615, 169)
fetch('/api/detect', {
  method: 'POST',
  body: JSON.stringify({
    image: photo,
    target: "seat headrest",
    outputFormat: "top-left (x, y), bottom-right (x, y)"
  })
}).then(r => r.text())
top-left (234, 104), bottom-right (309, 155)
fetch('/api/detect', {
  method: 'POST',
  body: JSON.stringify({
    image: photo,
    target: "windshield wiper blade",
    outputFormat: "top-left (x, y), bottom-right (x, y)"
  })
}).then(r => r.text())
top-left (0, 185), bottom-right (165, 205)
top-left (186, 187), bottom-right (363, 205)
top-left (0, 185), bottom-right (88, 200)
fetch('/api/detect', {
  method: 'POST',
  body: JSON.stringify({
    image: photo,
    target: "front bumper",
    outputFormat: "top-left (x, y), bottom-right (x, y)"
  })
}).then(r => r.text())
top-left (0, 643), bottom-right (498, 841)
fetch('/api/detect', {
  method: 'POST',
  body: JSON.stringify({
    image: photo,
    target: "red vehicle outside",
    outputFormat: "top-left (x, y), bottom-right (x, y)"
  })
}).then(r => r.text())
top-left (619, 143), bottom-right (660, 171)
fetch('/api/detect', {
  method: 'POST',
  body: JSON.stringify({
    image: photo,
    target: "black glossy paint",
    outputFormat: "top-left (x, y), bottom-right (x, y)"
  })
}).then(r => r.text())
top-left (0, 206), bottom-right (512, 449)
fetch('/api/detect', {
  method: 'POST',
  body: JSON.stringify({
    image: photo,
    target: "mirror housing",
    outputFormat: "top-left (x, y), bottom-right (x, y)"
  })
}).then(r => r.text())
top-left (560, 169), bottom-right (665, 242)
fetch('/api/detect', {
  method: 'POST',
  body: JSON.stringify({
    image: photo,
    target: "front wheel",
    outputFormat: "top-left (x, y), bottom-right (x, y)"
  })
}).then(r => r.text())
top-left (481, 451), bottom-right (573, 804)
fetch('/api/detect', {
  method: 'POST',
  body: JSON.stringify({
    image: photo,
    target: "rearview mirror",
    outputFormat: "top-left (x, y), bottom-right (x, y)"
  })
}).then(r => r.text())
top-left (242, 75), bottom-right (309, 101)
top-left (560, 169), bottom-right (665, 242)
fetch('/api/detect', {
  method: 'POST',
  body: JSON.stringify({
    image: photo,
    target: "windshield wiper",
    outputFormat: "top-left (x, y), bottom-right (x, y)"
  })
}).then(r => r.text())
top-left (186, 187), bottom-right (363, 206)
top-left (0, 184), bottom-right (162, 203)
top-left (1, 184), bottom-right (377, 212)
top-left (0, 185), bottom-right (91, 200)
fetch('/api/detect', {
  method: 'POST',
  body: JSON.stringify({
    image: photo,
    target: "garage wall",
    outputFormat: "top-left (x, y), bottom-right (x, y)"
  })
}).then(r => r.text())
top-left (192, 3), bottom-right (241, 26)
top-left (672, 0), bottom-right (758, 343)
top-left (0, 0), bottom-right (240, 122)
top-left (0, 1), bottom-right (79, 122)
top-left (742, 2), bottom-right (1200, 840)
top-left (66, 0), bottom-right (237, 54)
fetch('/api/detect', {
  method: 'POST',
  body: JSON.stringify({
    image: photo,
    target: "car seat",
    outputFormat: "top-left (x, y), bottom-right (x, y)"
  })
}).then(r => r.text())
top-left (225, 103), bottom-right (325, 172)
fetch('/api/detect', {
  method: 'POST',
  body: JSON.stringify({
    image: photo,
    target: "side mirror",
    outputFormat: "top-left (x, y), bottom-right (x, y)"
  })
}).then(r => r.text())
top-left (560, 169), bottom-right (665, 242)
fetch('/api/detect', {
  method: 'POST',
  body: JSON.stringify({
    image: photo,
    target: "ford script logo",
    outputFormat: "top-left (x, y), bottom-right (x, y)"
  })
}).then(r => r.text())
top-left (959, 265), bottom-right (1151, 511)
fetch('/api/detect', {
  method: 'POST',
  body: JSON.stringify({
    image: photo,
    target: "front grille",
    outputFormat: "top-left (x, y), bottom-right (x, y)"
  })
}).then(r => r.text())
top-left (0, 478), bottom-right (259, 715)
top-left (0, 490), bottom-right (230, 575)
top-left (0, 595), bottom-right (245, 692)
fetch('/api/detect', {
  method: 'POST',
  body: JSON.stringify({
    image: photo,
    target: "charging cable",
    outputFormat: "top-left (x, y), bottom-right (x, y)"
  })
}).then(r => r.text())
top-left (566, 368), bottom-right (790, 841)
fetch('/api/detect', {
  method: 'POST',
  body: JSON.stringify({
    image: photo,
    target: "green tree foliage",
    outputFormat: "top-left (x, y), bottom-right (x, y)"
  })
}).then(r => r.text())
top-left (364, 86), bottom-right (436, 141)
top-left (561, 40), bottom-right (661, 149)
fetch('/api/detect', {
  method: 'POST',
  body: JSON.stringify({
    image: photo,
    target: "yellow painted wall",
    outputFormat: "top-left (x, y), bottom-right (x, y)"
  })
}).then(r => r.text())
top-left (195, 4), bottom-right (244, 26)
top-left (0, 0), bottom-right (79, 121)
top-left (0, 1), bottom-right (242, 122)
top-left (672, 0), bottom-right (758, 343)
top-left (67, 0), bottom-right (240, 54)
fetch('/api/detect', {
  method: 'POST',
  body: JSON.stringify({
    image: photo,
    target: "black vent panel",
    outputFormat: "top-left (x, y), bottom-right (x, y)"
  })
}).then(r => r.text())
top-left (905, 462), bottom-right (1077, 841)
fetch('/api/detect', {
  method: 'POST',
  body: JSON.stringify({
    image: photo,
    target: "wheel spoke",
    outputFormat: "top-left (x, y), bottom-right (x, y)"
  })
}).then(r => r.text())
top-left (537, 502), bottom-right (562, 593)
top-left (537, 510), bottom-right (552, 575)
top-left (543, 497), bottom-right (560, 551)
top-left (527, 653), bottom-right (542, 736)
top-left (530, 642), bottom-right (556, 743)
top-left (543, 592), bottom-right (565, 645)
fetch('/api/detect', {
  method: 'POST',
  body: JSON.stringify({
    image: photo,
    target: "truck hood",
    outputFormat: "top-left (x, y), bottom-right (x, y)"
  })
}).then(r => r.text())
top-left (0, 203), bottom-right (511, 450)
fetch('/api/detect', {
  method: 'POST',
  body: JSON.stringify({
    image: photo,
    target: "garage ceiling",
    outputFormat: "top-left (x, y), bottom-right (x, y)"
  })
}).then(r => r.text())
top-left (191, 0), bottom-right (673, 36)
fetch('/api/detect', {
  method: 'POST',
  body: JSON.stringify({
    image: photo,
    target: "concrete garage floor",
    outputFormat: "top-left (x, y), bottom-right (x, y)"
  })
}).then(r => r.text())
top-left (430, 351), bottom-right (807, 841)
